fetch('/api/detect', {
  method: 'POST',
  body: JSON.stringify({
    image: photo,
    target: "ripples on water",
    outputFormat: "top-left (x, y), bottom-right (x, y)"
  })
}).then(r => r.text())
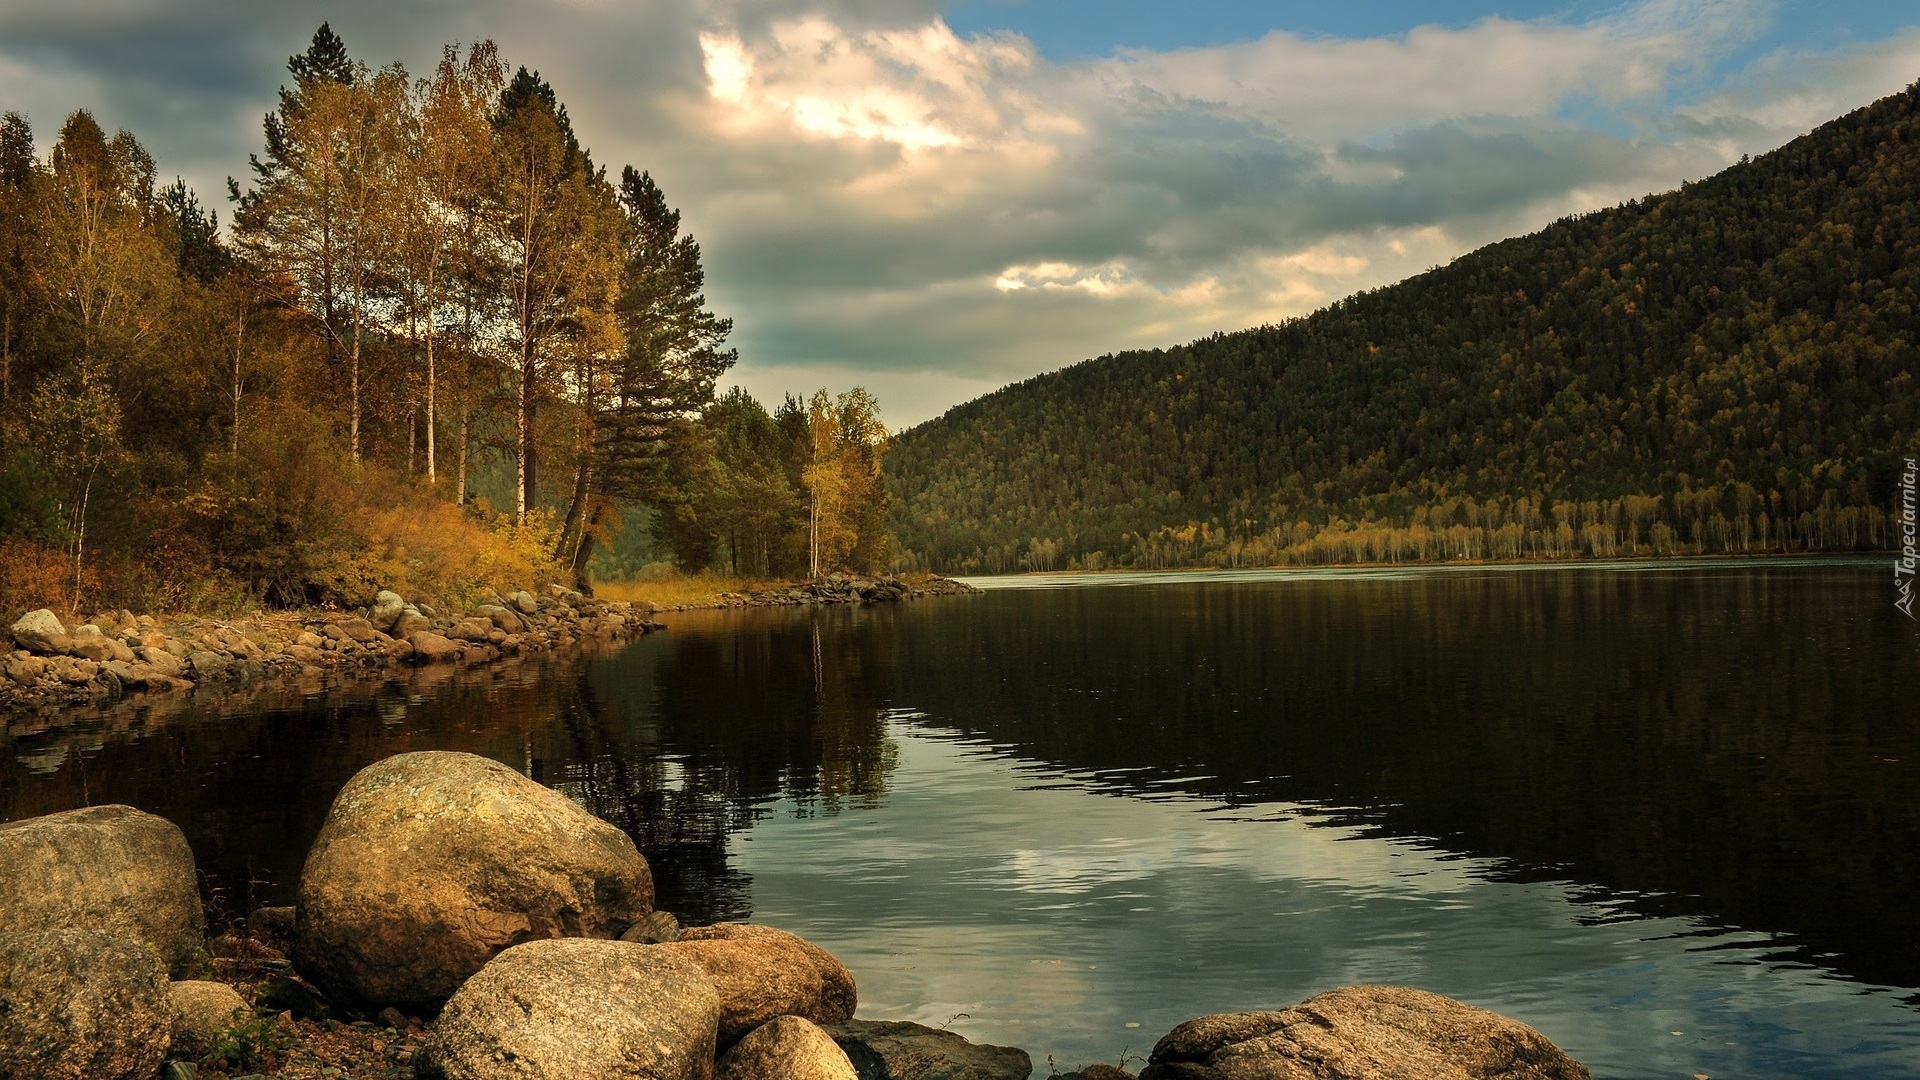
top-left (3, 558), bottom-right (1917, 1079)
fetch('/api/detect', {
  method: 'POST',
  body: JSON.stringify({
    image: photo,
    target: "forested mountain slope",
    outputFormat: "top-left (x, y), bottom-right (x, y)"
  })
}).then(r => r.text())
top-left (885, 84), bottom-right (1920, 573)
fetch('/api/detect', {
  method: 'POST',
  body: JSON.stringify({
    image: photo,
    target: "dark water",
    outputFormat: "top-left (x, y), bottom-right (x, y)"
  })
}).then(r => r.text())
top-left (4, 558), bottom-right (1918, 1078)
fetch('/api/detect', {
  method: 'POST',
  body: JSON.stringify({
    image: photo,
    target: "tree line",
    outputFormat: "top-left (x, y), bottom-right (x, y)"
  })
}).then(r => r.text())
top-left (0, 24), bottom-right (889, 615)
top-left (886, 81), bottom-right (1920, 573)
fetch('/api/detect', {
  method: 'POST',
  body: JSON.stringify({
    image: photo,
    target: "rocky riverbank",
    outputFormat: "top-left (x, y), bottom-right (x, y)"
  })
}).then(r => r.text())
top-left (0, 585), bottom-right (660, 716)
top-left (652, 573), bottom-right (980, 611)
top-left (0, 748), bottom-right (1595, 1080)
top-left (1, 575), bottom-right (979, 717)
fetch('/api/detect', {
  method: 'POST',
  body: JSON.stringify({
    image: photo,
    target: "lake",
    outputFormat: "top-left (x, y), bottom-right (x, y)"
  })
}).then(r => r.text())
top-left (4, 557), bottom-right (1918, 1078)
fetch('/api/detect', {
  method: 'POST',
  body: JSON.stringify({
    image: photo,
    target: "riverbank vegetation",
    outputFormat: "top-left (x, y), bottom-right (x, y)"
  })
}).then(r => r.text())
top-left (887, 83), bottom-right (1920, 573)
top-left (0, 25), bottom-right (891, 620)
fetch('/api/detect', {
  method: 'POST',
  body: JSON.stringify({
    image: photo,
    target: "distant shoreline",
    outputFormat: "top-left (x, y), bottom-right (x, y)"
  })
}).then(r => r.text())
top-left (950, 550), bottom-right (1888, 586)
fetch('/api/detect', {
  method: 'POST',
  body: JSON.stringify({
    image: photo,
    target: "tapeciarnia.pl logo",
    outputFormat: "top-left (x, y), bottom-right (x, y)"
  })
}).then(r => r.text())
top-left (1898, 456), bottom-right (1918, 619)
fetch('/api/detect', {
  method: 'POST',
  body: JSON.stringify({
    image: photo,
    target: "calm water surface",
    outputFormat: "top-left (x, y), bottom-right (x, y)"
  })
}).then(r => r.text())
top-left (4, 558), bottom-right (1917, 1079)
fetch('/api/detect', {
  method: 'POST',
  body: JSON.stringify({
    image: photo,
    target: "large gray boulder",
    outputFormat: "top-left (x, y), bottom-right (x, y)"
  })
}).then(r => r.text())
top-left (8, 608), bottom-right (70, 655)
top-left (0, 804), bottom-right (206, 974)
top-left (659, 923), bottom-right (857, 1044)
top-left (295, 750), bottom-right (655, 1011)
top-left (370, 590), bottom-right (408, 631)
top-left (0, 929), bottom-right (173, 1080)
top-left (824, 1019), bottom-right (1032, 1080)
top-left (718, 1015), bottom-right (859, 1080)
top-left (417, 938), bottom-right (719, 1080)
top-left (1138, 986), bottom-right (1590, 1080)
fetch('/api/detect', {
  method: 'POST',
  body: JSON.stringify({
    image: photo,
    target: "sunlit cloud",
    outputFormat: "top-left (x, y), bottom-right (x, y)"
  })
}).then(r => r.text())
top-left (1, 0), bottom-right (1916, 425)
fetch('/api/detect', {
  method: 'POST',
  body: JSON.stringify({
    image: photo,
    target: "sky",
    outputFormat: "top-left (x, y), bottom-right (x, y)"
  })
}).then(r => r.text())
top-left (0, 1), bottom-right (1916, 429)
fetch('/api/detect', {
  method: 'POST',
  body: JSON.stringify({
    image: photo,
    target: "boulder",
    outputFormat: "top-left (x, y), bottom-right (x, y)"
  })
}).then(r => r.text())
top-left (660, 923), bottom-right (857, 1044)
top-left (3, 653), bottom-right (47, 686)
top-left (9, 608), bottom-right (70, 655)
top-left (0, 928), bottom-right (173, 1080)
top-left (1137, 986), bottom-right (1590, 1080)
top-left (450, 617), bottom-right (495, 643)
top-left (370, 590), bottom-right (409, 631)
top-left (476, 604), bottom-right (525, 634)
top-left (393, 610), bottom-right (432, 638)
top-left (168, 979), bottom-right (249, 1058)
top-left (406, 631), bottom-right (463, 664)
top-left (187, 650), bottom-right (230, 678)
top-left (416, 938), bottom-right (719, 1080)
top-left (136, 646), bottom-right (185, 677)
top-left (718, 1015), bottom-right (859, 1080)
top-left (295, 750), bottom-right (655, 1011)
top-left (824, 1019), bottom-right (1032, 1080)
top-left (52, 656), bottom-right (99, 684)
top-left (1063, 1068), bottom-right (1135, 1080)
top-left (510, 589), bottom-right (539, 615)
top-left (67, 627), bottom-right (118, 661)
top-left (338, 617), bottom-right (380, 643)
top-left (0, 804), bottom-right (206, 974)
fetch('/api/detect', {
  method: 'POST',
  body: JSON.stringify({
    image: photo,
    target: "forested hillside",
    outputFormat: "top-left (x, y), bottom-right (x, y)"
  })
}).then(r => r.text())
top-left (887, 84), bottom-right (1920, 573)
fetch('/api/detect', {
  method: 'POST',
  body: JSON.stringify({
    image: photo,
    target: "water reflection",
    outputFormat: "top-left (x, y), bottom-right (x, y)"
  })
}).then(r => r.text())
top-left (1, 613), bottom-right (902, 925)
top-left (887, 560), bottom-right (1920, 993)
top-left (4, 561), bottom-right (1918, 1074)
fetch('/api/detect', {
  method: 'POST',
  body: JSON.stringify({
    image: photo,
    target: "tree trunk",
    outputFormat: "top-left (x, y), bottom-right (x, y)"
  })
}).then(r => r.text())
top-left (518, 347), bottom-right (535, 521)
top-left (231, 313), bottom-right (244, 454)
top-left (349, 301), bottom-right (362, 462)
top-left (558, 457), bottom-right (590, 561)
top-left (425, 255), bottom-right (437, 484)
top-left (569, 497), bottom-right (610, 594)
top-left (457, 398), bottom-right (469, 504)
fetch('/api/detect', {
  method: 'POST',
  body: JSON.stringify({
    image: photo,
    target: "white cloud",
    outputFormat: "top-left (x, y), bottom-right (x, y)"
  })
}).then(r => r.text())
top-left (1, 0), bottom-right (1914, 425)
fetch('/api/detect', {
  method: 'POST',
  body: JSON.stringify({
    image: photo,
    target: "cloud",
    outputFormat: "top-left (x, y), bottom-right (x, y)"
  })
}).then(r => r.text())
top-left (1, 0), bottom-right (1916, 426)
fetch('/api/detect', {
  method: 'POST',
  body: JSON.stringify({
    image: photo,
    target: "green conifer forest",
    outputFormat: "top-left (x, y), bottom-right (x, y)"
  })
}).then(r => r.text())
top-left (886, 84), bottom-right (1920, 573)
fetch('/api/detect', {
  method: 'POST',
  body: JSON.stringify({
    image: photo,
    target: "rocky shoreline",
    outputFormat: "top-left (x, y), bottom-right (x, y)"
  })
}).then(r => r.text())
top-left (0, 750), bottom-right (1592, 1080)
top-left (650, 573), bottom-right (981, 612)
top-left (0, 575), bottom-right (980, 717)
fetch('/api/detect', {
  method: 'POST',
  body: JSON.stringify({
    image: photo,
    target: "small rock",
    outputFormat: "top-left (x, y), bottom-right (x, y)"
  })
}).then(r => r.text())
top-left (257, 975), bottom-right (335, 1022)
top-left (1064, 1067), bottom-right (1135, 1080)
top-left (379, 1006), bottom-right (409, 1031)
top-left (619, 909), bottom-right (682, 944)
top-left (295, 630), bottom-right (325, 648)
top-left (825, 1019), bottom-right (1033, 1080)
top-left (248, 906), bottom-right (297, 951)
top-left (660, 923), bottom-right (857, 1045)
top-left (169, 979), bottom-right (249, 1058)
top-left (719, 1015), bottom-right (858, 1080)
top-left (1138, 986), bottom-right (1590, 1080)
